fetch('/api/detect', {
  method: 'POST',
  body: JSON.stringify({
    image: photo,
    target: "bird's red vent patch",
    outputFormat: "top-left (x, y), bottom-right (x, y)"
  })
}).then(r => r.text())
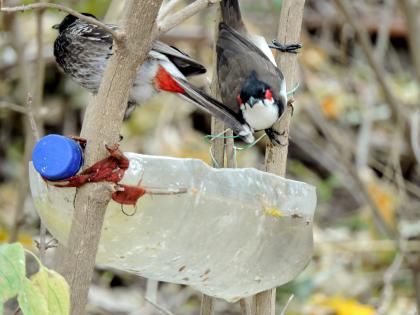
top-left (155, 65), bottom-right (185, 94)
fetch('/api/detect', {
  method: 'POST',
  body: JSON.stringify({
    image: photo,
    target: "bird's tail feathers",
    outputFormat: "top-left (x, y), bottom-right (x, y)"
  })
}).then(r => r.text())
top-left (220, 0), bottom-right (246, 32)
top-left (172, 77), bottom-right (254, 143)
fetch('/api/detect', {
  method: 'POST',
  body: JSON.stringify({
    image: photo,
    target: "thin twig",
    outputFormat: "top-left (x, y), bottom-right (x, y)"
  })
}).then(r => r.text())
top-left (158, 0), bottom-right (185, 21)
top-left (7, 5), bottom-right (32, 244)
top-left (0, 101), bottom-right (26, 114)
top-left (413, 269), bottom-right (420, 315)
top-left (25, 94), bottom-right (40, 142)
top-left (279, 294), bottom-right (294, 315)
top-left (200, 6), bottom-right (222, 315)
top-left (377, 254), bottom-right (403, 315)
top-left (33, 8), bottom-right (46, 263)
top-left (410, 111), bottom-right (420, 165)
top-left (158, 0), bottom-right (219, 34)
top-left (355, 86), bottom-right (374, 172)
top-left (374, 0), bottom-right (394, 63)
top-left (144, 297), bottom-right (176, 315)
top-left (0, 2), bottom-right (124, 42)
top-left (399, 0), bottom-right (420, 85)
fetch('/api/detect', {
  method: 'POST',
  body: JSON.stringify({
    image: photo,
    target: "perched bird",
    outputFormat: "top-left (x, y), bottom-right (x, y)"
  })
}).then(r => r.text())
top-left (53, 13), bottom-right (254, 142)
top-left (216, 0), bottom-right (300, 144)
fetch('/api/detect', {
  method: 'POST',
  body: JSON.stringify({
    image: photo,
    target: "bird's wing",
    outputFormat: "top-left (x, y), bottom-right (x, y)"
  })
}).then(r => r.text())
top-left (152, 41), bottom-right (206, 77)
top-left (172, 77), bottom-right (255, 143)
top-left (217, 23), bottom-right (285, 112)
top-left (69, 23), bottom-right (206, 77)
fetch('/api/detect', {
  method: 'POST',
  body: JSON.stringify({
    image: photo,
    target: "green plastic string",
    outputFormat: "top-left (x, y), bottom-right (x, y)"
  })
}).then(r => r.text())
top-left (234, 133), bottom-right (266, 151)
top-left (287, 83), bottom-right (299, 97)
top-left (204, 133), bottom-right (241, 145)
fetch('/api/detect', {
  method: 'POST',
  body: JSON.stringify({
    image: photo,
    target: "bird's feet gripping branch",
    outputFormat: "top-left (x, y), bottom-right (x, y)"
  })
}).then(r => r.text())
top-left (265, 128), bottom-right (289, 146)
top-left (269, 40), bottom-right (302, 54)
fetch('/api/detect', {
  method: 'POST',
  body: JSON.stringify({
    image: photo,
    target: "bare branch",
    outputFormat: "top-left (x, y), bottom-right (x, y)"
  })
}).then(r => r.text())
top-left (0, 101), bottom-right (26, 114)
top-left (34, 8), bottom-right (46, 263)
top-left (410, 111), bottom-right (420, 165)
top-left (0, 2), bottom-right (124, 42)
top-left (158, 0), bottom-right (185, 21)
top-left (374, 0), bottom-right (394, 63)
top-left (279, 294), bottom-right (294, 315)
top-left (144, 297), bottom-right (176, 315)
top-left (25, 94), bottom-right (40, 142)
top-left (377, 254), bottom-right (403, 315)
top-left (200, 7), bottom-right (222, 315)
top-left (258, 0), bottom-right (306, 312)
top-left (400, 0), bottom-right (420, 85)
top-left (158, 0), bottom-right (219, 34)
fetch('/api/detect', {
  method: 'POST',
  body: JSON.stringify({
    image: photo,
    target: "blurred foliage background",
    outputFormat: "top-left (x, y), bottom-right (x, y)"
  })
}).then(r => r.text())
top-left (1, 0), bottom-right (420, 314)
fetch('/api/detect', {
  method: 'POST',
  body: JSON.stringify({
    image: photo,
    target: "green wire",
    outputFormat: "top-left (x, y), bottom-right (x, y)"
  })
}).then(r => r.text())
top-left (287, 83), bottom-right (299, 97)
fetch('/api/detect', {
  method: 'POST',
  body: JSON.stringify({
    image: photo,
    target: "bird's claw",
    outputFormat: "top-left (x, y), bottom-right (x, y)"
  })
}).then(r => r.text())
top-left (266, 128), bottom-right (289, 146)
top-left (287, 100), bottom-right (294, 116)
top-left (269, 40), bottom-right (302, 54)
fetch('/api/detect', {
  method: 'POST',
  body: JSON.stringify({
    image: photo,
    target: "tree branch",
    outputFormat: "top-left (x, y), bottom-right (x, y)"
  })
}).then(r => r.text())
top-left (0, 2), bottom-right (124, 42)
top-left (144, 297), bottom-right (176, 315)
top-left (410, 111), bottom-right (420, 165)
top-left (158, 0), bottom-right (219, 34)
top-left (54, 1), bottom-right (163, 314)
top-left (0, 101), bottom-right (26, 114)
top-left (158, 0), bottom-right (185, 21)
top-left (399, 0), bottom-right (420, 86)
top-left (258, 0), bottom-right (306, 314)
top-left (200, 7), bottom-right (222, 315)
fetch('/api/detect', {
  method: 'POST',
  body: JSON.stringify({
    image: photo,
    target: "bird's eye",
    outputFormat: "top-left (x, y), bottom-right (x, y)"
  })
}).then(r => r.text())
top-left (265, 89), bottom-right (273, 101)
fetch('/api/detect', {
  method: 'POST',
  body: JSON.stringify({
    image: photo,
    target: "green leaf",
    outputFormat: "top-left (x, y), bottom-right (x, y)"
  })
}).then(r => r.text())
top-left (31, 268), bottom-right (70, 315)
top-left (0, 243), bottom-right (26, 303)
top-left (17, 278), bottom-right (48, 315)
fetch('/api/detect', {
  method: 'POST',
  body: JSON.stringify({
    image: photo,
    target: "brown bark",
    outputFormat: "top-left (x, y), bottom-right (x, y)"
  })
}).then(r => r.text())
top-left (55, 1), bottom-right (163, 314)
top-left (256, 0), bottom-right (306, 314)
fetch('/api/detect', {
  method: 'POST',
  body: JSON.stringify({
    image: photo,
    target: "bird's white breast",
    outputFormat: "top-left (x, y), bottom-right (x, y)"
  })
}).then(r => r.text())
top-left (241, 100), bottom-right (279, 131)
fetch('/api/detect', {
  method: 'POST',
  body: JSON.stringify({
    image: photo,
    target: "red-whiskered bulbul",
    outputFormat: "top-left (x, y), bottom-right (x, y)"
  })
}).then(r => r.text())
top-left (53, 13), bottom-right (254, 142)
top-left (217, 0), bottom-right (300, 144)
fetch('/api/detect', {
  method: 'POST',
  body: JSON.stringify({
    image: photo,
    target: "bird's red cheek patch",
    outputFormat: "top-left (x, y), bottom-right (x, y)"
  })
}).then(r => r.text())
top-left (265, 89), bottom-right (273, 101)
top-left (236, 95), bottom-right (243, 105)
top-left (155, 65), bottom-right (185, 93)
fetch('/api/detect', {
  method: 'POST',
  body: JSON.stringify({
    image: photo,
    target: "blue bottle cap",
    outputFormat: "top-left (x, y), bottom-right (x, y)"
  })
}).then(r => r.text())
top-left (32, 134), bottom-right (83, 180)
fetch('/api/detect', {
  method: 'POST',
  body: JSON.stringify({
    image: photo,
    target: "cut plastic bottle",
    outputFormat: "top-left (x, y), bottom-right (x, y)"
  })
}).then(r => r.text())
top-left (29, 153), bottom-right (316, 302)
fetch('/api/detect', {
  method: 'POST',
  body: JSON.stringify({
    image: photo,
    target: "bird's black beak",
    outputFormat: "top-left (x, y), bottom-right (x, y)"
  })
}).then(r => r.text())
top-left (52, 24), bottom-right (59, 30)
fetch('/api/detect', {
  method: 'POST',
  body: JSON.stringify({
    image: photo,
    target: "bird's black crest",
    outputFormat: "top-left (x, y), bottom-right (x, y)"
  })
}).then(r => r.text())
top-left (55, 13), bottom-right (97, 33)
